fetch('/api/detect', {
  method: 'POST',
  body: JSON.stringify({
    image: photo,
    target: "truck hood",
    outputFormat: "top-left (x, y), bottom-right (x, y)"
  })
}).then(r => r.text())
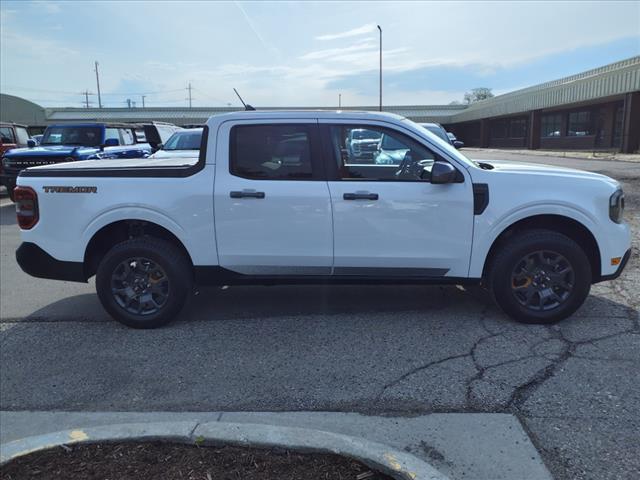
top-left (148, 149), bottom-right (200, 159)
top-left (3, 145), bottom-right (96, 158)
top-left (25, 156), bottom-right (197, 171)
top-left (475, 159), bottom-right (618, 186)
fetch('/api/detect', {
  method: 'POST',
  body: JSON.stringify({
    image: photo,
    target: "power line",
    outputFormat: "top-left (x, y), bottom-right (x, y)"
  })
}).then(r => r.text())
top-left (192, 87), bottom-right (228, 105)
top-left (1, 86), bottom-right (187, 96)
top-left (81, 90), bottom-right (94, 108)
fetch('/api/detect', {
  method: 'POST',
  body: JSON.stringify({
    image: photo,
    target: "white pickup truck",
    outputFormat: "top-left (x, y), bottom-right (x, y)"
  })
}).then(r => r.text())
top-left (13, 111), bottom-right (630, 328)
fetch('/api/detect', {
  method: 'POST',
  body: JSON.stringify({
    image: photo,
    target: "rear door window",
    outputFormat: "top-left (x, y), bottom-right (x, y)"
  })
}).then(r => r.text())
top-left (0, 127), bottom-right (16, 143)
top-left (15, 127), bottom-right (30, 145)
top-left (230, 124), bottom-right (316, 180)
top-left (104, 128), bottom-right (120, 144)
top-left (120, 128), bottom-right (135, 145)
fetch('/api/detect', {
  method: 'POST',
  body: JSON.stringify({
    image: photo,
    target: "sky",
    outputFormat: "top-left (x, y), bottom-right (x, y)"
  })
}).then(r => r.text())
top-left (1, 1), bottom-right (639, 108)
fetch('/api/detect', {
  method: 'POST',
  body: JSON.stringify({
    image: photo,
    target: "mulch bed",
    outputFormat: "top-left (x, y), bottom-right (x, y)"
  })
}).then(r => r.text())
top-left (0, 442), bottom-right (395, 480)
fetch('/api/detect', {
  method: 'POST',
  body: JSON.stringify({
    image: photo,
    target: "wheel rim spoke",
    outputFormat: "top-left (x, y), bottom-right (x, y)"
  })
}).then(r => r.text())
top-left (110, 256), bottom-right (170, 316)
top-left (510, 249), bottom-right (574, 312)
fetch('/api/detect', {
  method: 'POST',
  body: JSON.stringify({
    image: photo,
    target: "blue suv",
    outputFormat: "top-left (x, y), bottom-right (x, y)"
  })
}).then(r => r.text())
top-left (1, 123), bottom-right (152, 201)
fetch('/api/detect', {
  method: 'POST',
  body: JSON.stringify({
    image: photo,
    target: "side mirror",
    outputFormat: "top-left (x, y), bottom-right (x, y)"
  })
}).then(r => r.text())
top-left (27, 139), bottom-right (36, 148)
top-left (453, 140), bottom-right (464, 149)
top-left (157, 143), bottom-right (164, 150)
top-left (104, 138), bottom-right (120, 147)
top-left (430, 161), bottom-right (457, 184)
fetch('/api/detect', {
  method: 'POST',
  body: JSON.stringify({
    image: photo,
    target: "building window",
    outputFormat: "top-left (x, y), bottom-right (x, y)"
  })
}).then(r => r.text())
top-left (567, 111), bottom-right (592, 136)
top-left (509, 118), bottom-right (527, 138)
top-left (491, 120), bottom-right (507, 139)
top-left (613, 105), bottom-right (624, 148)
top-left (541, 114), bottom-right (562, 137)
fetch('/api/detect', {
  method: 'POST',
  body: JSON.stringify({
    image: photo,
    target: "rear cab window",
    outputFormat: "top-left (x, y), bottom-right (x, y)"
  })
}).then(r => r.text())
top-left (229, 124), bottom-right (320, 180)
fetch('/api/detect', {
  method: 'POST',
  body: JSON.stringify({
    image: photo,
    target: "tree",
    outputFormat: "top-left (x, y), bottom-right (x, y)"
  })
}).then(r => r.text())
top-left (463, 87), bottom-right (494, 104)
top-left (448, 100), bottom-right (462, 105)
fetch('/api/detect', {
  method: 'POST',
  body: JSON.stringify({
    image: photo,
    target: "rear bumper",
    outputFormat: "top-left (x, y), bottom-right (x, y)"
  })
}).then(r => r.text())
top-left (16, 242), bottom-right (87, 282)
top-left (598, 248), bottom-right (631, 282)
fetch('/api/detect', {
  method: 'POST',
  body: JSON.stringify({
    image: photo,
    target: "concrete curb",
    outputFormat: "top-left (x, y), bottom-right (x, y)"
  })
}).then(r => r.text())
top-left (0, 421), bottom-right (449, 480)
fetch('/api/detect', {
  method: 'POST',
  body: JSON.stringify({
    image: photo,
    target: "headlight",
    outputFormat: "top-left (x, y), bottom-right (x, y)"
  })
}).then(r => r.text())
top-left (609, 189), bottom-right (625, 223)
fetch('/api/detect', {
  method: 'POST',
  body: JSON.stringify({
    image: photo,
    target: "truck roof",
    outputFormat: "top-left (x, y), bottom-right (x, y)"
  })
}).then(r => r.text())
top-left (46, 123), bottom-right (145, 129)
top-left (206, 110), bottom-right (406, 127)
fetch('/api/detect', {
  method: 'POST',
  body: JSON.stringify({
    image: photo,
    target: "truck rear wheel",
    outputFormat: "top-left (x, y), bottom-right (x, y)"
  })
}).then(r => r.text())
top-left (96, 237), bottom-right (192, 328)
top-left (487, 229), bottom-right (591, 324)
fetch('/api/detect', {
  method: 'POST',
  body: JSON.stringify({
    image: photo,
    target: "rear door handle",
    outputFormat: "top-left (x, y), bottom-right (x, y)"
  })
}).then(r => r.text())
top-left (230, 190), bottom-right (265, 199)
top-left (343, 192), bottom-right (379, 200)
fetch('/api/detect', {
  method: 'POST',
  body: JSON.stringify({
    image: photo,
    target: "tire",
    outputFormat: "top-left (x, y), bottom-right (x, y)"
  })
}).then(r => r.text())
top-left (487, 229), bottom-right (591, 324)
top-left (96, 237), bottom-right (192, 328)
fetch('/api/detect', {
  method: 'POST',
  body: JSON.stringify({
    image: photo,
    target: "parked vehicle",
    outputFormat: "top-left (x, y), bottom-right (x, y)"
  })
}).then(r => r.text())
top-left (447, 132), bottom-right (464, 149)
top-left (0, 122), bottom-right (31, 157)
top-left (1, 123), bottom-right (33, 200)
top-left (346, 128), bottom-right (382, 162)
top-left (141, 122), bottom-right (183, 152)
top-left (419, 123), bottom-right (464, 149)
top-left (14, 111), bottom-right (630, 328)
top-left (149, 128), bottom-right (203, 159)
top-left (1, 123), bottom-right (151, 201)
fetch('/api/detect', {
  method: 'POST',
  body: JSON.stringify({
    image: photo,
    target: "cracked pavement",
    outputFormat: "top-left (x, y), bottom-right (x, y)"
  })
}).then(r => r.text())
top-left (1, 152), bottom-right (639, 479)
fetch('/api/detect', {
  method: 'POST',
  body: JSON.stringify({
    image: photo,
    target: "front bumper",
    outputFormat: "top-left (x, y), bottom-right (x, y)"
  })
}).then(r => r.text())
top-left (598, 248), bottom-right (631, 282)
top-left (16, 242), bottom-right (87, 282)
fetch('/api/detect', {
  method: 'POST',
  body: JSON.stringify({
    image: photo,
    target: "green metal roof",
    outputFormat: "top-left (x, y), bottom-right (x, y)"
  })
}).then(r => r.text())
top-left (447, 56), bottom-right (640, 123)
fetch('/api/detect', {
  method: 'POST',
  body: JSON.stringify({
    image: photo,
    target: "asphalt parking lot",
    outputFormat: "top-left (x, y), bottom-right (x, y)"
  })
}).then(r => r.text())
top-left (1, 151), bottom-right (638, 480)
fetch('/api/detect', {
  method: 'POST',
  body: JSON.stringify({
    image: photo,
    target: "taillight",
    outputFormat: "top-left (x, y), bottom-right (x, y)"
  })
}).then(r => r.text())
top-left (14, 186), bottom-right (39, 229)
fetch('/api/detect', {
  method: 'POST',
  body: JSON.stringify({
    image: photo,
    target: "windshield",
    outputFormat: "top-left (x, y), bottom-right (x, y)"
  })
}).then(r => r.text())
top-left (380, 134), bottom-right (407, 151)
top-left (163, 131), bottom-right (202, 150)
top-left (423, 125), bottom-right (450, 143)
top-left (352, 129), bottom-right (381, 141)
top-left (41, 126), bottom-right (102, 146)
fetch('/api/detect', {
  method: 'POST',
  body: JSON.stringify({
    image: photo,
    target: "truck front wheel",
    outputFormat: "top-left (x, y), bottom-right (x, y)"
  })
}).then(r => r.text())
top-left (96, 237), bottom-right (192, 328)
top-left (487, 229), bottom-right (591, 324)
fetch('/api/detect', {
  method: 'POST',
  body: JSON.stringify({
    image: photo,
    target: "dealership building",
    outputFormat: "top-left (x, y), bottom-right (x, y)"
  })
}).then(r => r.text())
top-left (1, 56), bottom-right (639, 153)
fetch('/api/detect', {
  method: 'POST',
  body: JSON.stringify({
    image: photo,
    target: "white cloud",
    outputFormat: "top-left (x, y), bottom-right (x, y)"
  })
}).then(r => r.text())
top-left (30, 0), bottom-right (61, 14)
top-left (300, 42), bottom-right (376, 61)
top-left (316, 23), bottom-right (377, 41)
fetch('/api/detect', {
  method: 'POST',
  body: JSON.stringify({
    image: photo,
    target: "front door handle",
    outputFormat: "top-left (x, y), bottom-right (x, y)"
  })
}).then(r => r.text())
top-left (230, 190), bottom-right (266, 199)
top-left (343, 192), bottom-right (379, 200)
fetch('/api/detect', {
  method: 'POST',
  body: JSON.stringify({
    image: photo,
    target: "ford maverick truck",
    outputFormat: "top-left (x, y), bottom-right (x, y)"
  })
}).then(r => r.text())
top-left (2, 123), bottom-right (152, 200)
top-left (13, 111), bottom-right (630, 328)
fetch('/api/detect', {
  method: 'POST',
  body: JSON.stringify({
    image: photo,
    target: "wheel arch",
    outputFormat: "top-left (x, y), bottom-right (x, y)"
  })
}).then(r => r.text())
top-left (83, 219), bottom-right (194, 279)
top-left (481, 214), bottom-right (602, 283)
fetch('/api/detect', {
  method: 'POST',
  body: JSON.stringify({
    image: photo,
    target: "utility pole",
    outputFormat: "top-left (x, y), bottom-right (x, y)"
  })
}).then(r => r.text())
top-left (377, 25), bottom-right (382, 112)
top-left (82, 90), bottom-right (91, 108)
top-left (94, 61), bottom-right (103, 109)
top-left (339, 93), bottom-right (342, 108)
top-left (126, 98), bottom-right (131, 109)
top-left (141, 95), bottom-right (146, 108)
top-left (187, 82), bottom-right (193, 109)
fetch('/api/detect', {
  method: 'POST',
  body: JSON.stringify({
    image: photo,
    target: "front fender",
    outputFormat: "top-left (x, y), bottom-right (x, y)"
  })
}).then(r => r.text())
top-left (468, 201), bottom-right (602, 278)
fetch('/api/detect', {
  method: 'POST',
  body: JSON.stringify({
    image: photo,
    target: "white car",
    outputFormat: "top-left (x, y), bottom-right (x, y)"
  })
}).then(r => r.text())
top-left (14, 111), bottom-right (630, 328)
top-left (149, 128), bottom-right (203, 159)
